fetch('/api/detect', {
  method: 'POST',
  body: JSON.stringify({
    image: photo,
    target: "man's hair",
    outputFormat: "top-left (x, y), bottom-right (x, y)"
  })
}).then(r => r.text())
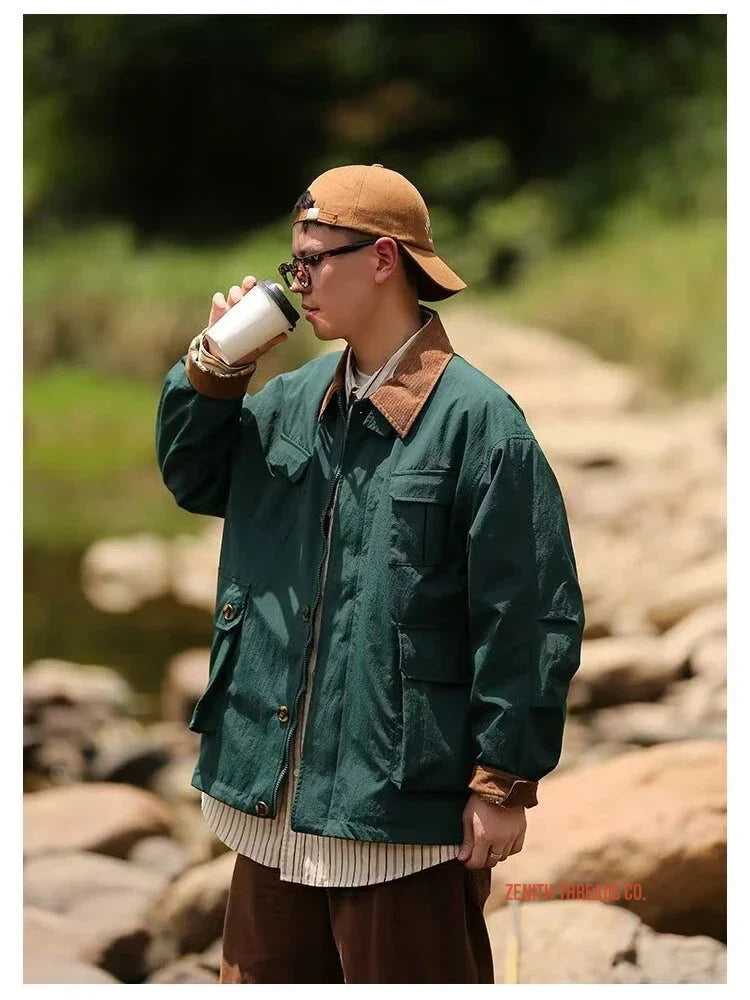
top-left (292, 189), bottom-right (420, 295)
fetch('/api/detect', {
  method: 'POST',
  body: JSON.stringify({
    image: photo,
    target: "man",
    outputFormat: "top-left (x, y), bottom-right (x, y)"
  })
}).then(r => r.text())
top-left (156, 164), bottom-right (585, 983)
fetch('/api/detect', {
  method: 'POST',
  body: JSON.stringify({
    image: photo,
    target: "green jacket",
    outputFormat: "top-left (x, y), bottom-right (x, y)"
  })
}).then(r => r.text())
top-left (155, 311), bottom-right (584, 845)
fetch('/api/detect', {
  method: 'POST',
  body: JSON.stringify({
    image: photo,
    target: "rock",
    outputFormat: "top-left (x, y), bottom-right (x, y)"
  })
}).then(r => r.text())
top-left (660, 603), bottom-right (726, 676)
top-left (145, 956), bottom-right (219, 983)
top-left (65, 890), bottom-right (156, 983)
top-left (24, 659), bottom-right (133, 717)
top-left (24, 953), bottom-right (120, 984)
top-left (635, 927), bottom-right (726, 983)
top-left (488, 741), bottom-right (726, 940)
top-left (89, 738), bottom-right (172, 788)
top-left (531, 415), bottom-right (679, 471)
top-left (555, 717), bottom-right (596, 772)
top-left (588, 703), bottom-right (684, 746)
top-left (23, 660), bottom-right (136, 783)
top-left (441, 307), bottom-right (651, 421)
top-left (691, 633), bottom-right (727, 688)
top-left (661, 677), bottom-right (726, 735)
top-left (24, 850), bottom-right (170, 912)
top-left (24, 783), bottom-right (174, 859)
top-left (199, 936), bottom-right (223, 973)
top-left (80, 533), bottom-right (172, 613)
top-left (485, 900), bottom-right (725, 983)
top-left (168, 800), bottom-right (227, 866)
top-left (150, 754), bottom-right (202, 806)
top-left (170, 526), bottom-right (223, 611)
top-left (589, 700), bottom-right (724, 746)
top-left (128, 836), bottom-right (193, 881)
top-left (30, 736), bottom-right (92, 785)
top-left (24, 905), bottom-right (102, 964)
top-left (570, 636), bottom-right (682, 709)
top-left (161, 648), bottom-right (210, 727)
top-left (146, 720), bottom-right (202, 757)
top-left (645, 555), bottom-right (726, 630)
top-left (151, 851), bottom-right (236, 955)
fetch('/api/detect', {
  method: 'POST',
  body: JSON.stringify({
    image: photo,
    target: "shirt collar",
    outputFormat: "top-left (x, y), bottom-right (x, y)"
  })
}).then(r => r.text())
top-left (343, 308), bottom-right (430, 405)
top-left (317, 306), bottom-right (455, 439)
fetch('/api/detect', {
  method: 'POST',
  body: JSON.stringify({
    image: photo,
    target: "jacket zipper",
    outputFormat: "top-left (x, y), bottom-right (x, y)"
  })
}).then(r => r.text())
top-left (271, 391), bottom-right (354, 814)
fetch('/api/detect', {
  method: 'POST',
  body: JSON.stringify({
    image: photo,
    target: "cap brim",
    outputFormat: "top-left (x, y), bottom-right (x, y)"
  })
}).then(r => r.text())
top-left (400, 243), bottom-right (467, 302)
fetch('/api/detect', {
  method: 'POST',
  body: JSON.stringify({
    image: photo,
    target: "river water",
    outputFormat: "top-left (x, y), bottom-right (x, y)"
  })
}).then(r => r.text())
top-left (24, 546), bottom-right (212, 723)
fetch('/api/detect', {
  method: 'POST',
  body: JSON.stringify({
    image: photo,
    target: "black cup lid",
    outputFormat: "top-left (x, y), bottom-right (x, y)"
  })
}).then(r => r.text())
top-left (260, 280), bottom-right (300, 328)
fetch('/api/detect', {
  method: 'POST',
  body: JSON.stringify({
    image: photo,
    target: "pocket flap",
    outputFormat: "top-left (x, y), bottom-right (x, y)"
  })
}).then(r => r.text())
top-left (389, 470), bottom-right (457, 504)
top-left (214, 577), bottom-right (250, 631)
top-left (266, 432), bottom-right (312, 483)
top-left (397, 624), bottom-right (472, 684)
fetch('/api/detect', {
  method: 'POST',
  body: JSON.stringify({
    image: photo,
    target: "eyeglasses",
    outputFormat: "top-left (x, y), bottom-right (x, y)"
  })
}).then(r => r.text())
top-left (277, 239), bottom-right (378, 290)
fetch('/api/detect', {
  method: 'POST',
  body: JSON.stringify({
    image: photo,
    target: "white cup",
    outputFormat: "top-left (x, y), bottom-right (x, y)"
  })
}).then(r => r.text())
top-left (203, 280), bottom-right (300, 365)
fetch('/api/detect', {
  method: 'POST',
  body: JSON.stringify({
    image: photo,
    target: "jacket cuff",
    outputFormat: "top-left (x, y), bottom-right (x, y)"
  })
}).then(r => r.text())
top-left (469, 764), bottom-right (539, 809)
top-left (184, 332), bottom-right (257, 399)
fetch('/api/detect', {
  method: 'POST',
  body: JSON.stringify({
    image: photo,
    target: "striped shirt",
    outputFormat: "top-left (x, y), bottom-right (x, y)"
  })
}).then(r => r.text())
top-left (198, 307), bottom-right (462, 886)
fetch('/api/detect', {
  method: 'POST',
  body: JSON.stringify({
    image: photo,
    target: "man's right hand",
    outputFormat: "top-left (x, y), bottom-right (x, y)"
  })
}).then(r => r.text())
top-left (206, 275), bottom-right (289, 366)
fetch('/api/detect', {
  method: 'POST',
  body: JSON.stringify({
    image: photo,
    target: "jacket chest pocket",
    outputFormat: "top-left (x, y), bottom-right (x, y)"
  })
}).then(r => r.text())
top-left (257, 433), bottom-right (312, 542)
top-left (389, 624), bottom-right (473, 794)
top-left (188, 577), bottom-right (250, 734)
top-left (388, 470), bottom-right (457, 567)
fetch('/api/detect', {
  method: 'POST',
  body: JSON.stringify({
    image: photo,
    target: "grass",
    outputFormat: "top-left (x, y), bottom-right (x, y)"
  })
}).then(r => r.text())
top-left (23, 206), bottom-right (726, 548)
top-left (477, 205), bottom-right (726, 397)
top-left (24, 366), bottom-right (200, 548)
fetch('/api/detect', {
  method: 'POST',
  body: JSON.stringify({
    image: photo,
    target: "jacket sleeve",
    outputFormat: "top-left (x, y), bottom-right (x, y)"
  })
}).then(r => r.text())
top-left (155, 332), bottom-right (257, 518)
top-left (465, 435), bottom-right (585, 809)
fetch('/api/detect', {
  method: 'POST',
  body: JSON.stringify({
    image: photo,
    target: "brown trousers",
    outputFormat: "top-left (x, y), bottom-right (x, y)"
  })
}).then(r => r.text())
top-left (220, 852), bottom-right (495, 984)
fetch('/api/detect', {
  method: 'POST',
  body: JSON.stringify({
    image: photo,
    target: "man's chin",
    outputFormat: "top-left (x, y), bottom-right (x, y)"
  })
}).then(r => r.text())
top-left (309, 320), bottom-right (339, 341)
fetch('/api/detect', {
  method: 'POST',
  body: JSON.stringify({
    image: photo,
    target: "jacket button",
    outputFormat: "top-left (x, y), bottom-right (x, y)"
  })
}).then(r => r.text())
top-left (277, 705), bottom-right (289, 723)
top-left (301, 605), bottom-right (311, 621)
top-left (222, 603), bottom-right (235, 622)
top-left (255, 801), bottom-right (269, 817)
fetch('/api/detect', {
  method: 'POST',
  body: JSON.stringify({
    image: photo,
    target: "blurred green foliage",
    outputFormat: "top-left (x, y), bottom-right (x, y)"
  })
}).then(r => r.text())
top-left (23, 14), bottom-right (726, 551)
top-left (25, 14), bottom-right (725, 242)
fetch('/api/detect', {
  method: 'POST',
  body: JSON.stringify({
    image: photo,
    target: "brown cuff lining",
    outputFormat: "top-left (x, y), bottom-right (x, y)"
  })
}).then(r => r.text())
top-left (185, 351), bottom-right (254, 399)
top-left (469, 764), bottom-right (539, 809)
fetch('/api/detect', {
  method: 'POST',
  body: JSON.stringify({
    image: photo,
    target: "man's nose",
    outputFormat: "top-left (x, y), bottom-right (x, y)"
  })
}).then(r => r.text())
top-left (289, 271), bottom-right (306, 295)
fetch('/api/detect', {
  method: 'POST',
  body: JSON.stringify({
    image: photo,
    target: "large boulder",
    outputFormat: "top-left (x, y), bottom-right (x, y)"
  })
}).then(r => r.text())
top-left (149, 851), bottom-right (236, 958)
top-left (24, 850), bottom-right (170, 912)
top-left (80, 532), bottom-right (172, 613)
top-left (569, 636), bottom-right (683, 709)
top-left (161, 648), bottom-right (210, 727)
top-left (485, 900), bottom-right (725, 983)
top-left (487, 741), bottom-right (726, 940)
top-left (23, 659), bottom-right (136, 784)
top-left (24, 782), bottom-right (174, 858)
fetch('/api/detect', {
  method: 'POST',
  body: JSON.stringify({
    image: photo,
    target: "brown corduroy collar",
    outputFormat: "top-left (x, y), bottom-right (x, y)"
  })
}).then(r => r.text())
top-left (317, 309), bottom-right (455, 439)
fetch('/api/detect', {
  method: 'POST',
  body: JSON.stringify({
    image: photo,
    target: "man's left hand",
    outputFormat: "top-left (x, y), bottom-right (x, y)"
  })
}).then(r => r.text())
top-left (458, 792), bottom-right (527, 869)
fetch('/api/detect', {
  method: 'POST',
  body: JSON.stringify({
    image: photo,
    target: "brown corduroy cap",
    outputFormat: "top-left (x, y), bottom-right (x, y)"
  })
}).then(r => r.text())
top-left (292, 164), bottom-right (466, 302)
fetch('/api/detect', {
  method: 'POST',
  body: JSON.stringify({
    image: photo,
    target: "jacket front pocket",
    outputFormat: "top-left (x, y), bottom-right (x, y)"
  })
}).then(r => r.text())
top-left (389, 624), bottom-right (473, 794)
top-left (188, 577), bottom-right (250, 734)
top-left (259, 432), bottom-right (313, 542)
top-left (388, 470), bottom-right (457, 567)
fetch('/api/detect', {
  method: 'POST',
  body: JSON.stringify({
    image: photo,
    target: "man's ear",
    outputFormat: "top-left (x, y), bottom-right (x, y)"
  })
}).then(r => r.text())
top-left (372, 237), bottom-right (400, 284)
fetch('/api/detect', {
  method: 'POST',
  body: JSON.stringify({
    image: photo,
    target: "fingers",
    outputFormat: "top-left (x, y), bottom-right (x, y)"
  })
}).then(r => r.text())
top-left (207, 277), bottom-right (256, 327)
top-left (509, 830), bottom-right (525, 856)
top-left (208, 290), bottom-right (227, 328)
top-left (457, 809), bottom-right (475, 863)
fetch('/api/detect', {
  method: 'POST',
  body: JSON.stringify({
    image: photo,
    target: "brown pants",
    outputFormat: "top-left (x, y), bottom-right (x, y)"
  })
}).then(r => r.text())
top-left (220, 852), bottom-right (495, 983)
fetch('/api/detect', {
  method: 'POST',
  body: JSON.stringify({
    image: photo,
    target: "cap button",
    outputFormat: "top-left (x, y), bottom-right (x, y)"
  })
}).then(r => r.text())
top-left (372, 163), bottom-right (384, 168)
